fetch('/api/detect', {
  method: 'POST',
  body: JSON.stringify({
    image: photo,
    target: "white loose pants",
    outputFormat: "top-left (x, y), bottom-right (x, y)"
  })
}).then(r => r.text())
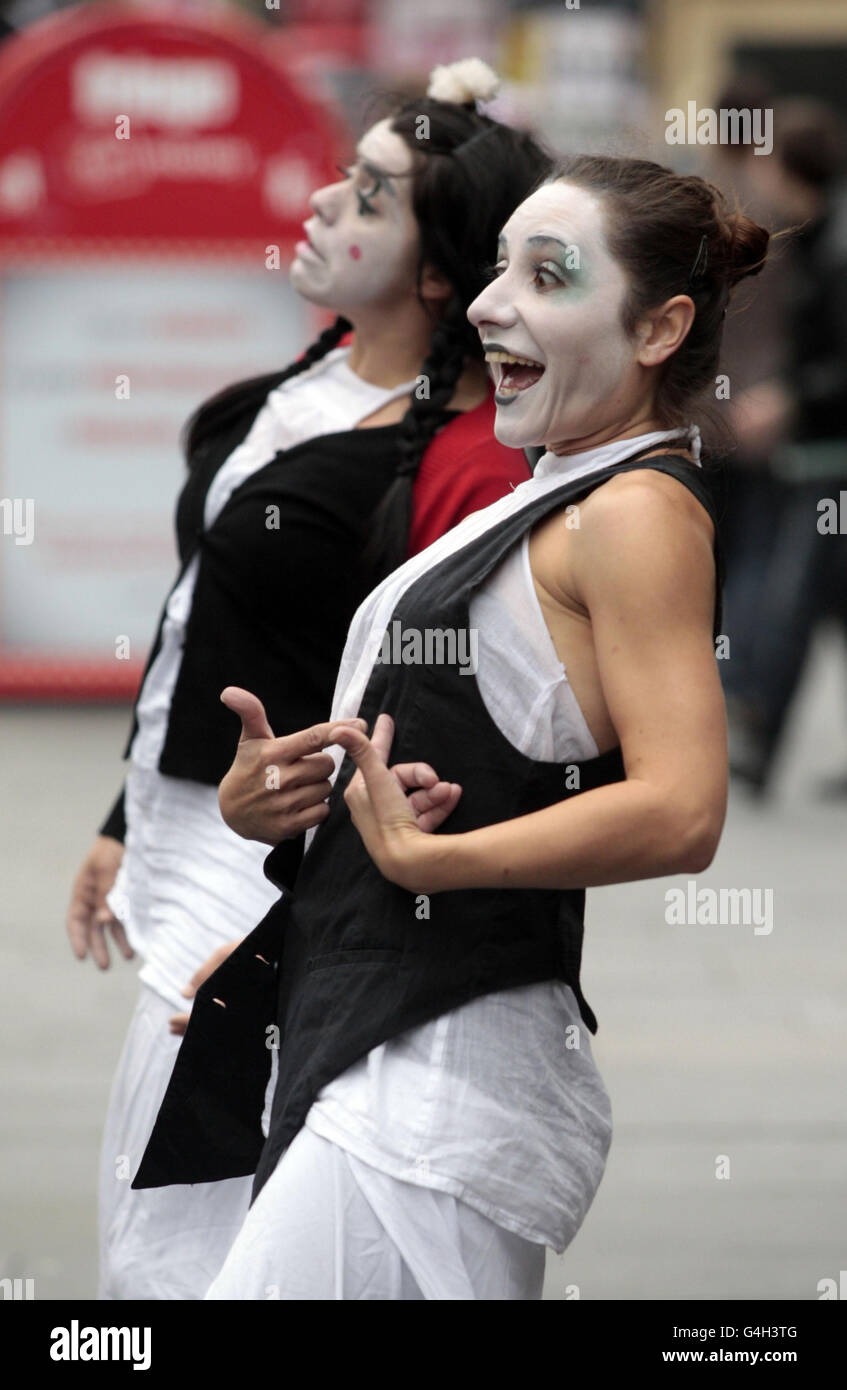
top-left (98, 984), bottom-right (253, 1300)
top-left (207, 1125), bottom-right (546, 1301)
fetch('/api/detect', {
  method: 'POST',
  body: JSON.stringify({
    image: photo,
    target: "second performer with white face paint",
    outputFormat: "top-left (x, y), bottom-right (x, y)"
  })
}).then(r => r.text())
top-left (291, 119), bottom-right (426, 318)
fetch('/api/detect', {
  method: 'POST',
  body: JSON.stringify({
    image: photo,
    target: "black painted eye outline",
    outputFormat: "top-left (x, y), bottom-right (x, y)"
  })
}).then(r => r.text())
top-left (336, 163), bottom-right (382, 216)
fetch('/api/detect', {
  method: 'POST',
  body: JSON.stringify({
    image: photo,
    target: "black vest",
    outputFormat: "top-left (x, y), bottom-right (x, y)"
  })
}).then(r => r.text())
top-left (134, 453), bottom-right (723, 1196)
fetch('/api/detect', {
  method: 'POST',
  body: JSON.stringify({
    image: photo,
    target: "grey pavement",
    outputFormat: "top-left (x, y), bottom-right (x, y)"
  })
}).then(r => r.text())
top-left (1, 630), bottom-right (845, 1300)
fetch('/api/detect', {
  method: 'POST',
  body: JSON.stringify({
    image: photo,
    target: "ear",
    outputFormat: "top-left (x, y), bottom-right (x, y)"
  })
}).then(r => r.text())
top-left (634, 294), bottom-right (696, 369)
top-left (419, 261), bottom-right (452, 306)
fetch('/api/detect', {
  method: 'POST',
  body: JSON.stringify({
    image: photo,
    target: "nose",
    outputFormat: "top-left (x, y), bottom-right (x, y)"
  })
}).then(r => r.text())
top-left (467, 277), bottom-right (518, 332)
top-left (308, 177), bottom-right (343, 222)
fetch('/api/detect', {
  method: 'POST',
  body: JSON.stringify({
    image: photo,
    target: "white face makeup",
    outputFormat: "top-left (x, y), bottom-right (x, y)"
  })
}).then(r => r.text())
top-left (466, 181), bottom-right (642, 452)
top-left (290, 119), bottom-right (421, 316)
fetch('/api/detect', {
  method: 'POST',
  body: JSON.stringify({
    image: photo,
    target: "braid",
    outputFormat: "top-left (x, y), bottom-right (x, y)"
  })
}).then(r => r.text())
top-left (286, 315), bottom-right (352, 382)
top-left (362, 301), bottom-right (470, 584)
top-left (183, 315), bottom-right (351, 461)
top-left (397, 307), bottom-right (468, 476)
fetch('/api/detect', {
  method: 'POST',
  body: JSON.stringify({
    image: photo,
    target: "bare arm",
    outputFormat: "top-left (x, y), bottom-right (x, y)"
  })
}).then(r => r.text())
top-left (335, 474), bottom-right (728, 893)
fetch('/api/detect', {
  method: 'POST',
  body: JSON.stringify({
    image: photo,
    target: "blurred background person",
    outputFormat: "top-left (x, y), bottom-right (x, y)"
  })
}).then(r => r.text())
top-left (704, 74), bottom-right (791, 781)
top-left (718, 98), bottom-right (847, 794)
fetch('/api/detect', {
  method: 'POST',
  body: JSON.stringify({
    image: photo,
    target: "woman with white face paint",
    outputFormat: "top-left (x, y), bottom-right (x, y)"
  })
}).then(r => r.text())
top-left (135, 158), bottom-right (769, 1299)
top-left (64, 61), bottom-right (552, 1300)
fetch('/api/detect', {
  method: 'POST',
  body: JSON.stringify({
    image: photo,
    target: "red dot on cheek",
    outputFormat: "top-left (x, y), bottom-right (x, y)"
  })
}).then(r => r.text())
top-left (348, 244), bottom-right (362, 260)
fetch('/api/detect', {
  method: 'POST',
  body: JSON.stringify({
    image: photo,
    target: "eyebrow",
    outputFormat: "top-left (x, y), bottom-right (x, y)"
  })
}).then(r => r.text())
top-left (353, 155), bottom-right (414, 196)
top-left (528, 235), bottom-right (573, 255)
top-left (497, 232), bottom-right (574, 255)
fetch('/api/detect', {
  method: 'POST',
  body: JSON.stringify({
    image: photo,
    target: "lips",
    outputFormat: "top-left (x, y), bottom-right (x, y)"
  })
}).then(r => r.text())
top-left (297, 225), bottom-right (324, 260)
top-left (484, 347), bottom-right (545, 397)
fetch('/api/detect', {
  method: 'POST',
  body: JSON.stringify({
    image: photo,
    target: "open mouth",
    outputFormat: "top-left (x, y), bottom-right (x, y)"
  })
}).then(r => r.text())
top-left (484, 348), bottom-right (545, 399)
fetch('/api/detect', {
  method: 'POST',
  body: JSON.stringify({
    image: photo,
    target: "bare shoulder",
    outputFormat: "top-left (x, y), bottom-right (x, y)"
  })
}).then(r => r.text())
top-left (574, 463), bottom-right (715, 550)
top-left (561, 462), bottom-right (717, 620)
top-left (532, 454), bottom-right (717, 615)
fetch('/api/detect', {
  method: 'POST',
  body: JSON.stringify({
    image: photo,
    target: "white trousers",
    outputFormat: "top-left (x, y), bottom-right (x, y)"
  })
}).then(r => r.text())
top-left (98, 984), bottom-right (253, 1300)
top-left (207, 1126), bottom-right (547, 1301)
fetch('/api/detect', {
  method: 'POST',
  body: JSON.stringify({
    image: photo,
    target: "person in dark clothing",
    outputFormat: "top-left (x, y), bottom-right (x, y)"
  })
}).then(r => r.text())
top-left (705, 76), bottom-right (792, 754)
top-left (720, 100), bottom-right (847, 792)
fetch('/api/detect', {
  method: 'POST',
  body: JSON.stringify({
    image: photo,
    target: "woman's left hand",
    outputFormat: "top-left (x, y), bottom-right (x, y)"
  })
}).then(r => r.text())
top-left (331, 714), bottom-right (460, 893)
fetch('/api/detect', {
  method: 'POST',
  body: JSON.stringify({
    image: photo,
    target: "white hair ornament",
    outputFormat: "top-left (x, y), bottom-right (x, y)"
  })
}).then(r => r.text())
top-left (426, 58), bottom-right (500, 107)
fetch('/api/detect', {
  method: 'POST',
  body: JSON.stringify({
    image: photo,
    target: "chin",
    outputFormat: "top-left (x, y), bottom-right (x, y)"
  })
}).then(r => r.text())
top-left (493, 411), bottom-right (544, 451)
top-left (290, 263), bottom-right (330, 305)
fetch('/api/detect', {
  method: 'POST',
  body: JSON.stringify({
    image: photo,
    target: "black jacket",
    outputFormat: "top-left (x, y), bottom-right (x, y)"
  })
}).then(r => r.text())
top-left (133, 453), bottom-right (724, 1196)
top-left (100, 376), bottom-right (441, 841)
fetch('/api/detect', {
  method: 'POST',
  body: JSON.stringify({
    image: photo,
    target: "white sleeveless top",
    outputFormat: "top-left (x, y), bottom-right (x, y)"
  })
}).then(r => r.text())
top-left (302, 425), bottom-right (701, 1252)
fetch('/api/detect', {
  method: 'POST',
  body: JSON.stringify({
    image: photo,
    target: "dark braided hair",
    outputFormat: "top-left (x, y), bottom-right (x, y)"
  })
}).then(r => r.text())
top-left (361, 94), bottom-right (552, 580)
top-left (183, 315), bottom-right (351, 461)
top-left (364, 297), bottom-right (469, 578)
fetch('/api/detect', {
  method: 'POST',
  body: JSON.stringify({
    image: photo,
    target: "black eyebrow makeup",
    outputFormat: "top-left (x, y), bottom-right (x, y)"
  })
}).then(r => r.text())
top-left (353, 155), bottom-right (415, 195)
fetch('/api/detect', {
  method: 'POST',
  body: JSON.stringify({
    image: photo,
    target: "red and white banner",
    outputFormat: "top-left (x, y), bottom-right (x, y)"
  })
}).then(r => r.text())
top-left (0, 2), bottom-right (343, 698)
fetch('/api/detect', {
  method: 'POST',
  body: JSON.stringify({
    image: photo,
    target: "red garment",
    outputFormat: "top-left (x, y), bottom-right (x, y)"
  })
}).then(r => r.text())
top-left (409, 392), bottom-right (530, 554)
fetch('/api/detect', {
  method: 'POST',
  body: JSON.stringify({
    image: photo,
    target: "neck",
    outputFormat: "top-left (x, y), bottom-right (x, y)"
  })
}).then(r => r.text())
top-left (546, 404), bottom-right (685, 459)
top-left (343, 304), bottom-right (489, 413)
top-left (345, 302), bottom-right (437, 388)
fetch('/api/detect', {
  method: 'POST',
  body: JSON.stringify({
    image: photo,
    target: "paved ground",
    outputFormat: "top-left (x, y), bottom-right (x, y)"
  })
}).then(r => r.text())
top-left (1, 630), bottom-right (845, 1300)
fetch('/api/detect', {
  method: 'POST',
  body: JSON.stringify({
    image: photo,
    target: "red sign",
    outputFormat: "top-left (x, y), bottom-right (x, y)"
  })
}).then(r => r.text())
top-left (0, 1), bottom-right (343, 246)
top-left (0, 3), bottom-right (344, 699)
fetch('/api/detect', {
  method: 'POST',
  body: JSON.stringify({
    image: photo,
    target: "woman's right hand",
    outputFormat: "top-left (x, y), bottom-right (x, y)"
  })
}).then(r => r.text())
top-left (218, 687), bottom-right (368, 844)
top-left (66, 835), bottom-right (132, 969)
top-left (218, 687), bottom-right (462, 845)
top-left (169, 938), bottom-right (243, 1035)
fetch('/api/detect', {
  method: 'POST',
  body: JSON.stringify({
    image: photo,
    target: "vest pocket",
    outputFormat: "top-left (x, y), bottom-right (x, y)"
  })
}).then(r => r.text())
top-left (305, 947), bottom-right (404, 971)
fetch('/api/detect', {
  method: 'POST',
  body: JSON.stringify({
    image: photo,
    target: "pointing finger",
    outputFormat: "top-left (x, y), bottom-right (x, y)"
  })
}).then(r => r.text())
top-left (276, 718), bottom-right (367, 764)
top-left (369, 713), bottom-right (395, 765)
